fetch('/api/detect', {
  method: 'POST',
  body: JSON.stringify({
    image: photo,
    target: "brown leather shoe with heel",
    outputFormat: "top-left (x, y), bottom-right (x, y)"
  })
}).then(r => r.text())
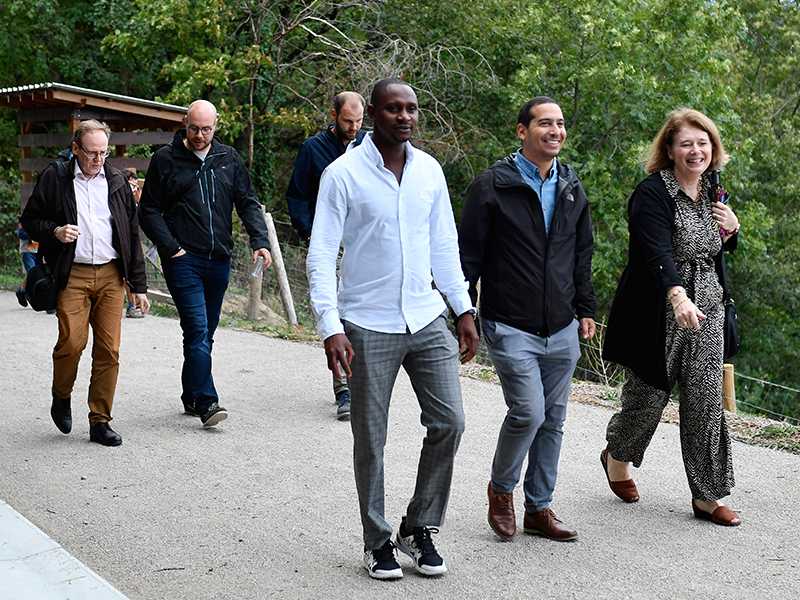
top-left (692, 500), bottom-right (740, 526)
top-left (523, 508), bottom-right (577, 541)
top-left (487, 482), bottom-right (516, 540)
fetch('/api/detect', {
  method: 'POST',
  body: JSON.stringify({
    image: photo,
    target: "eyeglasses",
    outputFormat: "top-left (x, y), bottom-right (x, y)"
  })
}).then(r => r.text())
top-left (78, 145), bottom-right (110, 160)
top-left (187, 125), bottom-right (214, 135)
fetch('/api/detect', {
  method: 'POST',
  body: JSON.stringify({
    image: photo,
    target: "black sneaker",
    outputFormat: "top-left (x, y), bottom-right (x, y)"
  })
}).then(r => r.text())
top-left (395, 517), bottom-right (447, 576)
top-left (363, 539), bottom-right (403, 580)
top-left (201, 402), bottom-right (228, 427)
top-left (183, 402), bottom-right (200, 417)
top-left (16, 289), bottom-right (27, 307)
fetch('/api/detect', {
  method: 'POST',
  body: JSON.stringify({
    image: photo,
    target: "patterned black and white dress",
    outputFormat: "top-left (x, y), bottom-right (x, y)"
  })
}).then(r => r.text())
top-left (606, 169), bottom-right (735, 501)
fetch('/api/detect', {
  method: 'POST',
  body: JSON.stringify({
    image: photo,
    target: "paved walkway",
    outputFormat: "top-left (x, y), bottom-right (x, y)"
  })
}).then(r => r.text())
top-left (1, 290), bottom-right (798, 599)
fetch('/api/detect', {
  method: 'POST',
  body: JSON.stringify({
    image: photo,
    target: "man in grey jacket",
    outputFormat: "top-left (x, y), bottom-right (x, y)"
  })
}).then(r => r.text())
top-left (459, 96), bottom-right (596, 542)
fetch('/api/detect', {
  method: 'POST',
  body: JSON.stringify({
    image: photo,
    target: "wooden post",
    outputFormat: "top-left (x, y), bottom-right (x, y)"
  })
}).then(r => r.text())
top-left (247, 261), bottom-right (263, 321)
top-left (722, 363), bottom-right (736, 413)
top-left (263, 209), bottom-right (298, 328)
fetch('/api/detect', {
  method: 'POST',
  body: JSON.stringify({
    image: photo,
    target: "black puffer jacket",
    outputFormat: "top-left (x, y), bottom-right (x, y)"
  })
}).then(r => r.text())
top-left (139, 130), bottom-right (270, 260)
top-left (21, 158), bottom-right (147, 293)
top-left (459, 155), bottom-right (596, 337)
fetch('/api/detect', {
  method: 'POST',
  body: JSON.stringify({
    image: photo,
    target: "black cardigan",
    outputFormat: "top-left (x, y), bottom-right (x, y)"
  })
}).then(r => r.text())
top-left (602, 172), bottom-right (736, 391)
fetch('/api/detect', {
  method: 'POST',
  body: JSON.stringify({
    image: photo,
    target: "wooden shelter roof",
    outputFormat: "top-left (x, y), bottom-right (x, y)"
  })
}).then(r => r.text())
top-left (0, 82), bottom-right (186, 129)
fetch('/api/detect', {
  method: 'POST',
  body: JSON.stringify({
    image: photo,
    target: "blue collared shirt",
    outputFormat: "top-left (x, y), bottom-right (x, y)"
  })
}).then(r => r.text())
top-left (514, 152), bottom-right (559, 235)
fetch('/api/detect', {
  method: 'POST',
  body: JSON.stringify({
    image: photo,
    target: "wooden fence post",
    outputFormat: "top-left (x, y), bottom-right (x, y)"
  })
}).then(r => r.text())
top-left (261, 209), bottom-right (298, 328)
top-left (722, 363), bottom-right (736, 413)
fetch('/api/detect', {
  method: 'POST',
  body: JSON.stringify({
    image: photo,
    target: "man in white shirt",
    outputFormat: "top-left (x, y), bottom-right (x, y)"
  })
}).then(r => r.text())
top-left (21, 120), bottom-right (150, 446)
top-left (307, 78), bottom-right (479, 580)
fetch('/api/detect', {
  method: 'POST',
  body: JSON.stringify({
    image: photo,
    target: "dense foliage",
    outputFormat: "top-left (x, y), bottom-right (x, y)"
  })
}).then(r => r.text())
top-left (1, 0), bottom-right (798, 418)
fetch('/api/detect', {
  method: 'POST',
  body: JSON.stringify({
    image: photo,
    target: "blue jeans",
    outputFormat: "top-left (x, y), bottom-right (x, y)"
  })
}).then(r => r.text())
top-left (483, 318), bottom-right (580, 513)
top-left (162, 253), bottom-right (231, 414)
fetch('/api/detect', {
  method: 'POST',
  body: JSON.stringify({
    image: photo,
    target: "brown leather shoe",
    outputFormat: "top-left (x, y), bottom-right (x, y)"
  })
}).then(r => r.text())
top-left (487, 482), bottom-right (516, 540)
top-left (601, 449), bottom-right (639, 503)
top-left (523, 508), bottom-right (577, 541)
top-left (692, 500), bottom-right (740, 526)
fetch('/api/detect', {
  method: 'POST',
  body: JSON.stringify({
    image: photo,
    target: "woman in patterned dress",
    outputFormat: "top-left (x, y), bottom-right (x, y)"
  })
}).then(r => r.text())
top-left (600, 109), bottom-right (741, 525)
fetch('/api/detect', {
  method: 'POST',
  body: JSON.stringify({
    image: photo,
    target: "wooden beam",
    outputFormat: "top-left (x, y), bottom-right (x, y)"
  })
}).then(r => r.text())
top-left (19, 131), bottom-right (175, 147)
top-left (21, 157), bottom-right (152, 172)
top-left (49, 90), bottom-right (185, 123)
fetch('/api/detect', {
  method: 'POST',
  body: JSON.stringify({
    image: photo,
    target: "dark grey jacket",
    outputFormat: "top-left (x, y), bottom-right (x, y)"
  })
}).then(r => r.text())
top-left (459, 155), bottom-right (596, 337)
top-left (139, 130), bottom-right (269, 260)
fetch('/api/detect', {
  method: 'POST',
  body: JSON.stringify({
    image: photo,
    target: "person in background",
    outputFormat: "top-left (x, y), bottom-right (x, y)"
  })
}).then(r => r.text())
top-left (287, 91), bottom-right (366, 420)
top-left (601, 108), bottom-right (741, 526)
top-left (21, 119), bottom-right (149, 446)
top-left (123, 168), bottom-right (145, 318)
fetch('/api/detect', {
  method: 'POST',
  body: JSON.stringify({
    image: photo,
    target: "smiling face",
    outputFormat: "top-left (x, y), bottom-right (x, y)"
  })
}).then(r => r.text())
top-left (668, 124), bottom-right (712, 182)
top-left (368, 83), bottom-right (418, 148)
top-left (517, 102), bottom-right (566, 172)
top-left (72, 130), bottom-right (109, 178)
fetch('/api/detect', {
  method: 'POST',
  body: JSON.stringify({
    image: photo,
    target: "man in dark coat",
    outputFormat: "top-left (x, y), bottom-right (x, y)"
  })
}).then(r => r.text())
top-left (139, 100), bottom-right (271, 428)
top-left (22, 119), bottom-right (149, 446)
top-left (286, 91), bottom-right (366, 419)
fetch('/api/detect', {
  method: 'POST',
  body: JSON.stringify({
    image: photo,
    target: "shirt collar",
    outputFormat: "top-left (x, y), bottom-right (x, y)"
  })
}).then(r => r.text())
top-left (515, 150), bottom-right (557, 182)
top-left (73, 161), bottom-right (106, 181)
top-left (362, 132), bottom-right (415, 167)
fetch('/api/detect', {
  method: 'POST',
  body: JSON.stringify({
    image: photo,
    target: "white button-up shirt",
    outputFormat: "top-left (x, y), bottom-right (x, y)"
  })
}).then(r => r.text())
top-left (72, 163), bottom-right (118, 265)
top-left (307, 132), bottom-right (472, 340)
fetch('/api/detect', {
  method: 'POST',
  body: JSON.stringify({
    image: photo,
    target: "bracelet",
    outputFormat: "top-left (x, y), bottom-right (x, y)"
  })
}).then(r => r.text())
top-left (672, 297), bottom-right (690, 312)
top-left (666, 288), bottom-right (684, 301)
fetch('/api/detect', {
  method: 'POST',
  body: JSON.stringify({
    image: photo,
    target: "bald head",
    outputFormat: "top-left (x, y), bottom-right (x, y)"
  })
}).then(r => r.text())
top-left (184, 100), bottom-right (218, 152)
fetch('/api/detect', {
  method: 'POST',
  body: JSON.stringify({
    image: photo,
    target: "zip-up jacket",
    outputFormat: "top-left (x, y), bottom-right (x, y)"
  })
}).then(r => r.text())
top-left (459, 154), bottom-right (595, 337)
top-left (21, 158), bottom-right (147, 293)
top-left (139, 130), bottom-right (270, 260)
top-left (286, 127), bottom-right (365, 240)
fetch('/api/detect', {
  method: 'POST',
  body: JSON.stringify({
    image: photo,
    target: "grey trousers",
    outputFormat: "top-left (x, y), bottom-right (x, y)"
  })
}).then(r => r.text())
top-left (344, 315), bottom-right (465, 550)
top-left (483, 318), bottom-right (580, 513)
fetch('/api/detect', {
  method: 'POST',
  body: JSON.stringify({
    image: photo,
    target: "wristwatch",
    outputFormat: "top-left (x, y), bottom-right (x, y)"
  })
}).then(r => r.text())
top-left (460, 308), bottom-right (477, 318)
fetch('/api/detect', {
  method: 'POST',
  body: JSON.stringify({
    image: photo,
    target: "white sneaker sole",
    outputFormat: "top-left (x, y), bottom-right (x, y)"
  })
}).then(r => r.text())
top-left (202, 411), bottom-right (228, 428)
top-left (363, 563), bottom-right (403, 580)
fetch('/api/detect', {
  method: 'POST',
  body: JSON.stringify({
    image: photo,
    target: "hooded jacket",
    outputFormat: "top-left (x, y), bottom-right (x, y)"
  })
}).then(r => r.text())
top-left (20, 158), bottom-right (147, 293)
top-left (138, 130), bottom-right (270, 260)
top-left (459, 154), bottom-right (595, 337)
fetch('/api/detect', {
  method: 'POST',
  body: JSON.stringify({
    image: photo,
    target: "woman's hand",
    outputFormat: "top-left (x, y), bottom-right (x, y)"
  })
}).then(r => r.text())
top-left (711, 201), bottom-right (739, 237)
top-left (668, 285), bottom-right (706, 330)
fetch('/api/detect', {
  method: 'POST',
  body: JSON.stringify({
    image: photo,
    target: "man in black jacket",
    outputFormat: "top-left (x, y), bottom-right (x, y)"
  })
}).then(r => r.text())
top-left (139, 100), bottom-right (271, 428)
top-left (21, 119), bottom-right (150, 446)
top-left (459, 97), bottom-right (596, 542)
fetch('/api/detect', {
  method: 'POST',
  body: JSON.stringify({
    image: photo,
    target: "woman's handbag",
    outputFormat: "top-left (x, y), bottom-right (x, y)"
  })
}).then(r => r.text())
top-left (722, 278), bottom-right (739, 361)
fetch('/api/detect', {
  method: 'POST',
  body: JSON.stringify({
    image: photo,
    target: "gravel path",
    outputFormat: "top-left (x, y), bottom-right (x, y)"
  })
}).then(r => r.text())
top-left (1, 290), bottom-right (798, 599)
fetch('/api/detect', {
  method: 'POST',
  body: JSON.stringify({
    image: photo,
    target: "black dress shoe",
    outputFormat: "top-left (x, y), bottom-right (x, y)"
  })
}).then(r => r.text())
top-left (51, 394), bottom-right (72, 434)
top-left (90, 422), bottom-right (122, 446)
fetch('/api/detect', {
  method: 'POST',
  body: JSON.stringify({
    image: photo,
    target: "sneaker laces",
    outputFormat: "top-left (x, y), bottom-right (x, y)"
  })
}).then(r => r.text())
top-left (411, 526), bottom-right (439, 557)
top-left (375, 540), bottom-right (397, 563)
